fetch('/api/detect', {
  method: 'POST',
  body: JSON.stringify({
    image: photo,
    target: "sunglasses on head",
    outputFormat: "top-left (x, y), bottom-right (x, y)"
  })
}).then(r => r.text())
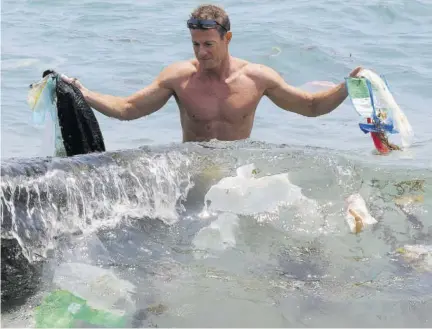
top-left (187, 18), bottom-right (228, 32)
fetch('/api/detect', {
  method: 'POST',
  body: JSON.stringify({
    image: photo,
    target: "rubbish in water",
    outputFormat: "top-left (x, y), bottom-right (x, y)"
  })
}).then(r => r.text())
top-left (52, 262), bottom-right (136, 314)
top-left (193, 212), bottom-right (240, 256)
top-left (345, 193), bottom-right (377, 233)
top-left (34, 289), bottom-right (128, 328)
top-left (202, 163), bottom-right (316, 216)
top-left (395, 244), bottom-right (432, 272)
top-left (345, 68), bottom-right (414, 154)
top-left (27, 70), bottom-right (105, 157)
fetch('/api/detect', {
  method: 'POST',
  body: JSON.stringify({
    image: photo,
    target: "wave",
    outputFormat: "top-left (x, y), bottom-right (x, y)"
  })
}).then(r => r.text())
top-left (1, 140), bottom-right (431, 315)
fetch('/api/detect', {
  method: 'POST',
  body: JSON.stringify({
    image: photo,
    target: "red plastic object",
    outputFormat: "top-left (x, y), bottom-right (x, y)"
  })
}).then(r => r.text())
top-left (367, 118), bottom-right (390, 154)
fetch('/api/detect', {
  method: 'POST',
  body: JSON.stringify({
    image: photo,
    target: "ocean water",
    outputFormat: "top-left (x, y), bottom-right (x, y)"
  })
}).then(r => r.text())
top-left (1, 0), bottom-right (432, 327)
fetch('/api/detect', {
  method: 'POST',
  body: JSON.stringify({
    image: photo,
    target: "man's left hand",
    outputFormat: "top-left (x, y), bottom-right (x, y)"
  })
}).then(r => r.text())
top-left (349, 66), bottom-right (363, 78)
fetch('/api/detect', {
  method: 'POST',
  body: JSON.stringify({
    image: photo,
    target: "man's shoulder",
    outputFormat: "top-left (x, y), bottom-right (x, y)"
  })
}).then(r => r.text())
top-left (157, 60), bottom-right (196, 88)
top-left (242, 61), bottom-right (279, 80)
top-left (237, 61), bottom-right (283, 91)
top-left (162, 60), bottom-right (197, 78)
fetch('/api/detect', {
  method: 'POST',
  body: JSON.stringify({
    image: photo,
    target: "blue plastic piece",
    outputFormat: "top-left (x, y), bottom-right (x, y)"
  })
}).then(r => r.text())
top-left (346, 74), bottom-right (399, 136)
top-left (358, 122), bottom-right (397, 134)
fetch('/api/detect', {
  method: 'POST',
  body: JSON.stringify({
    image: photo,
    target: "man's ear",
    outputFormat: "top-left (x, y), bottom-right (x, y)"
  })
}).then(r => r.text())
top-left (226, 31), bottom-right (232, 42)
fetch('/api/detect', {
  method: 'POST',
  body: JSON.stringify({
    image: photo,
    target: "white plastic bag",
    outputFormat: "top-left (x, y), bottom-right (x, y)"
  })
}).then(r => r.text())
top-left (193, 212), bottom-right (240, 254)
top-left (345, 193), bottom-right (377, 233)
top-left (203, 164), bottom-right (312, 216)
top-left (358, 69), bottom-right (414, 148)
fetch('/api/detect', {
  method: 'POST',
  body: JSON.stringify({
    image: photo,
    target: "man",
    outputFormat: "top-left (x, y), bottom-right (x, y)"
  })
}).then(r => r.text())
top-left (64, 4), bottom-right (361, 143)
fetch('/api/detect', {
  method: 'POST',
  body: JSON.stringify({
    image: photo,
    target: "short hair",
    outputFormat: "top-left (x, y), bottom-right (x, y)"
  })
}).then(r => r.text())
top-left (189, 4), bottom-right (231, 37)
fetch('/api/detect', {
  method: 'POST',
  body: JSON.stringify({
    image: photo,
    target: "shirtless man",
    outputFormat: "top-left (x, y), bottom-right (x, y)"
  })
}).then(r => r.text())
top-left (64, 4), bottom-right (362, 143)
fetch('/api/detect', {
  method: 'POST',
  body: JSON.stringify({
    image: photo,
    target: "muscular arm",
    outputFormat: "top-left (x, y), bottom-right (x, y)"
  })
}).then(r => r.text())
top-left (74, 63), bottom-right (183, 121)
top-left (259, 65), bottom-right (352, 117)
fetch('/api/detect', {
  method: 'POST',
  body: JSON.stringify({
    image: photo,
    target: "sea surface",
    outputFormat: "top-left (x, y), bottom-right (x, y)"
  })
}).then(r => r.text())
top-left (1, 0), bottom-right (432, 327)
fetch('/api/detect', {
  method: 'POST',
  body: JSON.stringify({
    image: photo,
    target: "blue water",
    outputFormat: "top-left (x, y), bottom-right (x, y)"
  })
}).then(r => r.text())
top-left (1, 0), bottom-right (432, 327)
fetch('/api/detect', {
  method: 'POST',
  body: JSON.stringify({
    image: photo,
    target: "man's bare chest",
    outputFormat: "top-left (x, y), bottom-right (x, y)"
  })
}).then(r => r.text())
top-left (174, 79), bottom-right (262, 123)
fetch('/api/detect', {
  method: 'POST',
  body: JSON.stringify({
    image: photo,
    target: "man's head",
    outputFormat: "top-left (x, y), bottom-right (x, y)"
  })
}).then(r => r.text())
top-left (187, 4), bottom-right (232, 70)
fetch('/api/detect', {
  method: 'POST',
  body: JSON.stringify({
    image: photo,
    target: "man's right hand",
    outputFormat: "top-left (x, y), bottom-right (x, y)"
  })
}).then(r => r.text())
top-left (61, 74), bottom-right (86, 92)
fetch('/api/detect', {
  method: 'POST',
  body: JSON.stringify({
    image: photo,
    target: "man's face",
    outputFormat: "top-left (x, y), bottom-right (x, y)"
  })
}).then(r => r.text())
top-left (190, 28), bottom-right (230, 70)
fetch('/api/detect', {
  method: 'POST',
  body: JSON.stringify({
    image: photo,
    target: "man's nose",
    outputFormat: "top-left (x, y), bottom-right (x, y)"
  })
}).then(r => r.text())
top-left (198, 47), bottom-right (208, 57)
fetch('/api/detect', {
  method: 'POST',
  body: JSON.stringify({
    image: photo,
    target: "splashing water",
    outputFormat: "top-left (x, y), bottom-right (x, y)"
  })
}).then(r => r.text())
top-left (1, 141), bottom-right (431, 327)
top-left (1, 149), bottom-right (194, 263)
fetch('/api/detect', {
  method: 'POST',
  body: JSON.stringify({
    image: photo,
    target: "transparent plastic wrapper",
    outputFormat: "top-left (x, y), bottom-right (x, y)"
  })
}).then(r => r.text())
top-left (202, 164), bottom-right (315, 216)
top-left (27, 70), bottom-right (105, 157)
top-left (33, 261), bottom-right (137, 328)
top-left (345, 68), bottom-right (414, 153)
top-left (193, 212), bottom-right (240, 255)
top-left (345, 193), bottom-right (377, 233)
top-left (34, 289), bottom-right (128, 328)
top-left (28, 73), bottom-right (67, 156)
top-left (52, 262), bottom-right (136, 314)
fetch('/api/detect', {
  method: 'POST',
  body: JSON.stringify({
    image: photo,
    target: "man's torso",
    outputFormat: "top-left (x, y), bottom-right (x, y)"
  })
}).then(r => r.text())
top-left (169, 58), bottom-right (266, 142)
